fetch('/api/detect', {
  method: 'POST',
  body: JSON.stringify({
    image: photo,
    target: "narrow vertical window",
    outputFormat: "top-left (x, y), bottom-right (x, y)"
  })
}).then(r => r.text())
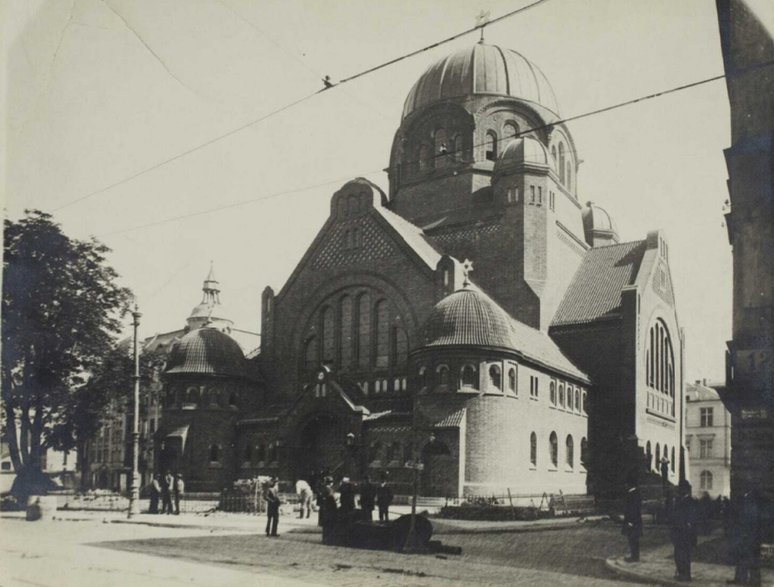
top-left (485, 131), bottom-right (497, 161)
top-left (340, 296), bottom-right (353, 369)
top-left (508, 368), bottom-right (517, 394)
top-left (357, 293), bottom-right (371, 370)
top-left (566, 435), bottom-right (574, 468)
top-left (393, 327), bottom-right (408, 367)
top-left (549, 432), bottom-right (558, 467)
top-left (321, 306), bottom-right (335, 364)
top-left (461, 364), bottom-right (477, 387)
top-left (489, 365), bottom-right (502, 390)
top-left (559, 143), bottom-right (566, 184)
top-left (530, 432), bottom-right (537, 466)
top-left (375, 300), bottom-right (389, 369)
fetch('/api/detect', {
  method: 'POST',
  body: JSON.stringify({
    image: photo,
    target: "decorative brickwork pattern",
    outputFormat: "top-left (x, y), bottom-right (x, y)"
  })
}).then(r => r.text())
top-left (312, 216), bottom-right (395, 270)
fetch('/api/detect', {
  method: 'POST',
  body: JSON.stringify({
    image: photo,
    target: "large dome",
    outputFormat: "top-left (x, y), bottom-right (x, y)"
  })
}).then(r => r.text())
top-left (166, 327), bottom-right (246, 378)
top-left (424, 288), bottom-right (517, 349)
top-left (402, 43), bottom-right (559, 120)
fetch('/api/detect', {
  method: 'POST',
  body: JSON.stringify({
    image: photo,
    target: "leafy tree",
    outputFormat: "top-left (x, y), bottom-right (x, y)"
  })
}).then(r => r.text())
top-left (2, 210), bottom-right (132, 497)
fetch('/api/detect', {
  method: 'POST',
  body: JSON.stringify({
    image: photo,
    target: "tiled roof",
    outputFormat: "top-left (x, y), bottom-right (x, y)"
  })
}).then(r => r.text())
top-left (165, 327), bottom-right (248, 378)
top-left (433, 408), bottom-right (466, 428)
top-left (422, 287), bottom-right (588, 381)
top-left (552, 240), bottom-right (646, 327)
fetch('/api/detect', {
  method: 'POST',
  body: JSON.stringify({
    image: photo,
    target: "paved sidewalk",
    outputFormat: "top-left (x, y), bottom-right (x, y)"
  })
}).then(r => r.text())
top-left (606, 533), bottom-right (774, 586)
top-left (3, 508), bottom-right (597, 536)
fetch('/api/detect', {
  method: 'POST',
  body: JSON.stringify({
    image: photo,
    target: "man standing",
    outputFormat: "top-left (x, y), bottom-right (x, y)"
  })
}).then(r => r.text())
top-left (359, 475), bottom-right (376, 522)
top-left (161, 472), bottom-right (174, 515)
top-left (320, 476), bottom-right (337, 545)
top-left (377, 474), bottom-right (393, 522)
top-left (295, 478), bottom-right (313, 519)
top-left (660, 456), bottom-right (670, 489)
top-left (671, 481), bottom-right (697, 582)
top-left (173, 474), bottom-right (185, 515)
top-left (338, 477), bottom-right (355, 514)
top-left (622, 475), bottom-right (643, 562)
top-left (149, 474), bottom-right (161, 514)
top-left (265, 477), bottom-right (281, 537)
top-left (728, 491), bottom-right (762, 586)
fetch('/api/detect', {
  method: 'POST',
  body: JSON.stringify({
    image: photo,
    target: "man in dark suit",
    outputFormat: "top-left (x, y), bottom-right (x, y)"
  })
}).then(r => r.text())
top-left (359, 475), bottom-right (376, 522)
top-left (671, 481), bottom-right (697, 582)
top-left (376, 474), bottom-right (393, 522)
top-left (338, 477), bottom-right (355, 514)
top-left (622, 474), bottom-right (643, 562)
top-left (265, 477), bottom-right (281, 537)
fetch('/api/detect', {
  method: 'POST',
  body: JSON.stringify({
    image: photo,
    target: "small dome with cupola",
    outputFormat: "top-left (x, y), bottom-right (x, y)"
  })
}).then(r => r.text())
top-left (582, 201), bottom-right (620, 247)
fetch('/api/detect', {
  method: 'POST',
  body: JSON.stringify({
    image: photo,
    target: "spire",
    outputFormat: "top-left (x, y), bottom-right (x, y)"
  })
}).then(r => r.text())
top-left (202, 260), bottom-right (220, 304)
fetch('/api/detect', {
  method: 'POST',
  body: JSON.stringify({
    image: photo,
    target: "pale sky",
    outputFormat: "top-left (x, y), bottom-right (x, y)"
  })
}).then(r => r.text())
top-left (5, 0), bottom-right (766, 384)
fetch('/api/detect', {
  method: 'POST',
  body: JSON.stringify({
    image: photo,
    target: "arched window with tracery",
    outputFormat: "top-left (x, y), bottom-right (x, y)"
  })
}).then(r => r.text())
top-left (357, 292), bottom-right (371, 370)
top-left (461, 364), bottom-right (477, 388)
top-left (566, 435), bottom-right (574, 468)
top-left (485, 131), bottom-right (497, 161)
top-left (530, 432), bottom-right (537, 466)
top-left (321, 306), bottom-right (335, 364)
top-left (340, 296), bottom-right (353, 369)
top-left (646, 319), bottom-right (676, 406)
top-left (549, 432), bottom-right (558, 468)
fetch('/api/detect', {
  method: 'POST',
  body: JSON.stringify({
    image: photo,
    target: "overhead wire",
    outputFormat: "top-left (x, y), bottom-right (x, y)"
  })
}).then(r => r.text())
top-left (96, 57), bottom-right (774, 238)
top-left (52, 0), bottom-right (551, 212)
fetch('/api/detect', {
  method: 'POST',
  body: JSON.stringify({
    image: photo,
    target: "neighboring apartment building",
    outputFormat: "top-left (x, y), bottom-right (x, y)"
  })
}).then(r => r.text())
top-left (685, 380), bottom-right (731, 497)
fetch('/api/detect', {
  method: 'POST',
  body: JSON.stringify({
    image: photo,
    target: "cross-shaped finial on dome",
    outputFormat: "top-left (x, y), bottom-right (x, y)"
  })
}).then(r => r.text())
top-left (462, 259), bottom-right (474, 287)
top-left (475, 10), bottom-right (490, 43)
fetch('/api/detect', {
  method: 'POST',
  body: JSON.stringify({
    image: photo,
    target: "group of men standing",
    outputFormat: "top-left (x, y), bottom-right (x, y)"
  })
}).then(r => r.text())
top-left (148, 472), bottom-right (185, 515)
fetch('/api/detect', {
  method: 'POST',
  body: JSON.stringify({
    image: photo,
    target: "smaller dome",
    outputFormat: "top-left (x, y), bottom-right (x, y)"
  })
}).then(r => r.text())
top-left (493, 137), bottom-right (552, 175)
top-left (165, 327), bottom-right (246, 378)
top-left (582, 201), bottom-right (620, 246)
top-left (424, 288), bottom-right (516, 349)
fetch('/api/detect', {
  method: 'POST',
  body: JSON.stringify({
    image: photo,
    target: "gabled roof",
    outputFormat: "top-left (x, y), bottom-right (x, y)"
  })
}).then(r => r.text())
top-left (552, 240), bottom-right (647, 327)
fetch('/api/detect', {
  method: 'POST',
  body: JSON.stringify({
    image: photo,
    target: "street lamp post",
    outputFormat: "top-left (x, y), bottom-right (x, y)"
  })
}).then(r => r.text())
top-left (128, 304), bottom-right (142, 518)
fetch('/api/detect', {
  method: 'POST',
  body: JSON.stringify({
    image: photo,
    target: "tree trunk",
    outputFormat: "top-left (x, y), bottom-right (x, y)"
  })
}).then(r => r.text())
top-left (3, 402), bottom-right (23, 472)
top-left (77, 438), bottom-right (90, 491)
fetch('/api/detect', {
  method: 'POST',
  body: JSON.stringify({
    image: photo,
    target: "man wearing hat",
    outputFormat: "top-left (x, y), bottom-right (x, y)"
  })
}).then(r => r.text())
top-left (265, 477), bottom-right (281, 537)
top-left (338, 477), bottom-right (355, 514)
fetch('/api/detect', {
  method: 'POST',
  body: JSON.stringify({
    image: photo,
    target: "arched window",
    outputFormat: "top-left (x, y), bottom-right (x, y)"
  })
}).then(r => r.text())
top-left (575, 389), bottom-right (580, 412)
top-left (655, 443), bottom-right (661, 467)
top-left (340, 296), bottom-right (353, 368)
top-left (582, 391), bottom-right (587, 414)
top-left (304, 336), bottom-right (318, 371)
top-left (461, 364), bottom-right (477, 388)
top-left (508, 368), bottom-right (517, 394)
top-left (646, 319), bottom-right (675, 400)
top-left (550, 381), bottom-right (556, 405)
top-left (419, 143), bottom-right (431, 170)
top-left (438, 365), bottom-right (449, 386)
top-left (580, 437), bottom-right (588, 467)
top-left (671, 447), bottom-right (676, 472)
top-left (418, 366), bottom-right (428, 389)
top-left (566, 435), bottom-right (574, 468)
top-left (566, 162), bottom-right (572, 192)
top-left (646, 441), bottom-right (652, 469)
top-left (321, 306), bottom-right (335, 364)
top-left (558, 143), bottom-right (566, 184)
top-left (567, 387), bottom-right (574, 410)
top-left (374, 379), bottom-right (381, 393)
top-left (551, 145), bottom-right (557, 164)
top-left (357, 293), bottom-right (371, 370)
top-left (393, 327), bottom-right (408, 367)
top-left (549, 432), bottom-right (558, 467)
top-left (700, 470), bottom-right (713, 491)
top-left (485, 131), bottom-right (497, 161)
top-left (375, 300), bottom-right (389, 369)
top-left (559, 384), bottom-right (565, 407)
top-left (504, 122), bottom-right (519, 140)
top-left (453, 134), bottom-right (463, 161)
top-left (530, 432), bottom-right (537, 466)
top-left (209, 444), bottom-right (220, 463)
top-left (435, 128), bottom-right (447, 168)
top-left (489, 365), bottom-right (502, 390)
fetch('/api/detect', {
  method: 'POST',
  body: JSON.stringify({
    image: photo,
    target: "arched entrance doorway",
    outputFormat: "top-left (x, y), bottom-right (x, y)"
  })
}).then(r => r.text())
top-left (295, 413), bottom-right (350, 481)
top-left (421, 437), bottom-right (456, 497)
